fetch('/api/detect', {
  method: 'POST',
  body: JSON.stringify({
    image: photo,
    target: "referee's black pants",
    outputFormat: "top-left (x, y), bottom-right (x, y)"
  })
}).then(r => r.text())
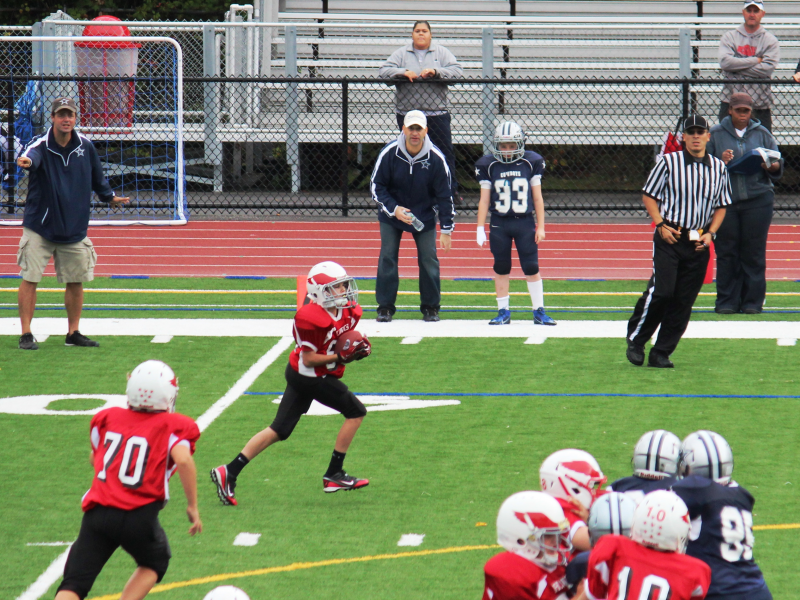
top-left (627, 230), bottom-right (710, 356)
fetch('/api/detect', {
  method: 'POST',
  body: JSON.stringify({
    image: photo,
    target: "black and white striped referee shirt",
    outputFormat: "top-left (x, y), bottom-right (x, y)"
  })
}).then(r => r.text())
top-left (643, 149), bottom-right (732, 230)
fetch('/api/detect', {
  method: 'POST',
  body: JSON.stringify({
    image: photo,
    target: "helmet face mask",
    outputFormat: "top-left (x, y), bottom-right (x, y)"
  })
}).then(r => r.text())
top-left (540, 449), bottom-right (607, 509)
top-left (630, 490), bottom-right (691, 554)
top-left (126, 360), bottom-right (179, 413)
top-left (680, 430), bottom-right (734, 485)
top-left (497, 491), bottom-right (573, 568)
top-left (306, 261), bottom-right (358, 309)
top-left (491, 121), bottom-right (526, 163)
top-left (632, 429), bottom-right (682, 480)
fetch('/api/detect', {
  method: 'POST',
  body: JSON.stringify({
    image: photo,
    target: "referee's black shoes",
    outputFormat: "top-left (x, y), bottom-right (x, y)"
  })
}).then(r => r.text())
top-left (647, 350), bottom-right (674, 369)
top-left (626, 340), bottom-right (645, 366)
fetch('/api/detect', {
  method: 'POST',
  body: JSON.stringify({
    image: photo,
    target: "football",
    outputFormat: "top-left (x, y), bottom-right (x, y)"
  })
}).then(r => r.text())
top-left (334, 329), bottom-right (364, 355)
top-left (202, 586), bottom-right (250, 600)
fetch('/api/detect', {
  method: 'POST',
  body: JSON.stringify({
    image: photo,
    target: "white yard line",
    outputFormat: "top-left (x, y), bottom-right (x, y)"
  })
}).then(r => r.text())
top-left (195, 337), bottom-right (294, 432)
top-left (15, 546), bottom-right (71, 600)
top-left (1, 318), bottom-right (797, 340)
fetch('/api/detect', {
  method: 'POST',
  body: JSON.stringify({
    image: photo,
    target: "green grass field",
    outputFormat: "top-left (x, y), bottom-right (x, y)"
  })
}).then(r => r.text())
top-left (1, 277), bottom-right (799, 599)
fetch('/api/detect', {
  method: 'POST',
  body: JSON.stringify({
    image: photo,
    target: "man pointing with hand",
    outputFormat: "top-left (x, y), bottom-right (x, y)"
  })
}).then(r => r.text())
top-left (15, 97), bottom-right (129, 350)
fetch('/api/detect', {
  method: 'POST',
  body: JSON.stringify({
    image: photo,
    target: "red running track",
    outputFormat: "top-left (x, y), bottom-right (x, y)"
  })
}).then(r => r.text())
top-left (0, 221), bottom-right (798, 280)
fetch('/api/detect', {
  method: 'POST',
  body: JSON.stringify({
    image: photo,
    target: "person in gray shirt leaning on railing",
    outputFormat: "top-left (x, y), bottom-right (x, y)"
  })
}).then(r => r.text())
top-left (718, 0), bottom-right (779, 132)
top-left (379, 20), bottom-right (463, 201)
top-left (707, 92), bottom-right (782, 315)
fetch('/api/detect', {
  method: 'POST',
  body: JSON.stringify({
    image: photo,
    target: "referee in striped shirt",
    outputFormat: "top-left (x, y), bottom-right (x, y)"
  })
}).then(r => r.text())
top-left (627, 115), bottom-right (732, 368)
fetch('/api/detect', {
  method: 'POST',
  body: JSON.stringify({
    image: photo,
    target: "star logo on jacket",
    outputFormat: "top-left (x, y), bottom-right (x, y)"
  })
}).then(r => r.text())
top-left (419, 159), bottom-right (430, 170)
top-left (475, 167), bottom-right (480, 176)
top-left (74, 147), bottom-right (85, 157)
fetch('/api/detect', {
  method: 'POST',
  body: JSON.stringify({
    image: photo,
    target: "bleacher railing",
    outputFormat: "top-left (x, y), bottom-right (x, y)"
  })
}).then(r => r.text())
top-left (4, 17), bottom-right (800, 218)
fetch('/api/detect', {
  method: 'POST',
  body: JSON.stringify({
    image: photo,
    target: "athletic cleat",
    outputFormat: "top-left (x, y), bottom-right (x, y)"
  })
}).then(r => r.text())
top-left (19, 332), bottom-right (39, 350)
top-left (489, 308), bottom-right (511, 325)
top-left (65, 330), bottom-right (99, 347)
top-left (323, 470), bottom-right (369, 493)
top-left (626, 339), bottom-right (645, 366)
top-left (533, 307), bottom-right (557, 326)
top-left (210, 465), bottom-right (238, 505)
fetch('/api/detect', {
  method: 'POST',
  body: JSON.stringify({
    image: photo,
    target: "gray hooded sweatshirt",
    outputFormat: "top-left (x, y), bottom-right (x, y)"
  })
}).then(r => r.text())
top-left (718, 25), bottom-right (780, 109)
top-left (707, 116), bottom-right (783, 204)
top-left (378, 43), bottom-right (463, 114)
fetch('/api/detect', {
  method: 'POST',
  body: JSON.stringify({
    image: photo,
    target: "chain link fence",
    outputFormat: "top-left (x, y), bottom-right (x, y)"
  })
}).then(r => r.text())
top-left (3, 16), bottom-right (800, 219)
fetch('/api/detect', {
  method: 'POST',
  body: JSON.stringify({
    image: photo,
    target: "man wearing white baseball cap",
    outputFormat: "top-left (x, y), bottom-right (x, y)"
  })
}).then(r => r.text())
top-left (718, 0), bottom-right (779, 131)
top-left (370, 109), bottom-right (455, 323)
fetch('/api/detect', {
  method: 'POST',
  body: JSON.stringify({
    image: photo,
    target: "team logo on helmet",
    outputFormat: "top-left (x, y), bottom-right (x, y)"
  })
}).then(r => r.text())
top-left (497, 491), bottom-right (572, 567)
top-left (491, 121), bottom-right (526, 163)
top-left (306, 261), bottom-right (358, 309)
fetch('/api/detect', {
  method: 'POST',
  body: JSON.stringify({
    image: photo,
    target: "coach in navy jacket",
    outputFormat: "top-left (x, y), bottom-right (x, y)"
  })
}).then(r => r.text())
top-left (370, 110), bottom-right (454, 322)
top-left (22, 126), bottom-right (117, 243)
top-left (14, 97), bottom-right (128, 351)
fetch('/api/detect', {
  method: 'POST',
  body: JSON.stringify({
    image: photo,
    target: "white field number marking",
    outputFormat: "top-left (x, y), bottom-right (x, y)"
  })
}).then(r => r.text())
top-left (271, 395), bottom-right (460, 416)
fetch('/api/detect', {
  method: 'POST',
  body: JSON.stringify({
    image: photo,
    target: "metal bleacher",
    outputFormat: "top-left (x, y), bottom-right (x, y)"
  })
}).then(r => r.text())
top-left (19, 1), bottom-right (800, 195)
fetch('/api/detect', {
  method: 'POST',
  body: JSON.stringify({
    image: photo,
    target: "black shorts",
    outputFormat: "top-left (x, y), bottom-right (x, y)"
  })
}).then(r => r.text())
top-left (57, 502), bottom-right (171, 599)
top-left (269, 364), bottom-right (367, 440)
top-left (489, 216), bottom-right (540, 276)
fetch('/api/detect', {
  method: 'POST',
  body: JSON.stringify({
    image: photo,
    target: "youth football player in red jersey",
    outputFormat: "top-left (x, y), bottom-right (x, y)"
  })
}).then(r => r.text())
top-left (483, 491), bottom-right (572, 600)
top-left (55, 360), bottom-right (202, 600)
top-left (576, 490), bottom-right (711, 600)
top-left (211, 261), bottom-right (372, 505)
top-left (539, 449), bottom-right (607, 553)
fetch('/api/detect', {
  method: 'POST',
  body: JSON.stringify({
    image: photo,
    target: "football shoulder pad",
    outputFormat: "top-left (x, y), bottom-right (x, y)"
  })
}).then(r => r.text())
top-left (294, 302), bottom-right (335, 330)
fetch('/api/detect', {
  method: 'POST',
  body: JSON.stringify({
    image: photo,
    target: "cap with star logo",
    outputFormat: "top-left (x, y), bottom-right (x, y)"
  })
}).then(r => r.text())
top-left (51, 97), bottom-right (78, 115)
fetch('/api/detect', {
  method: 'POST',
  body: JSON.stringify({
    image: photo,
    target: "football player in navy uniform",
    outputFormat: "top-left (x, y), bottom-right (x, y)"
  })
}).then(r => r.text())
top-left (475, 121), bottom-right (556, 325)
top-left (211, 261), bottom-right (372, 505)
top-left (672, 430), bottom-right (772, 600)
top-left (608, 429), bottom-right (681, 501)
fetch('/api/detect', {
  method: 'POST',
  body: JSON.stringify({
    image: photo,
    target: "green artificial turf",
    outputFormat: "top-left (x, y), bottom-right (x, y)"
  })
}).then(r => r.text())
top-left (1, 335), bottom-right (798, 599)
top-left (1, 276), bottom-right (798, 321)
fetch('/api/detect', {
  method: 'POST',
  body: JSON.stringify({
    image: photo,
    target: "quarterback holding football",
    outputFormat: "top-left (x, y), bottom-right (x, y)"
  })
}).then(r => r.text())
top-left (211, 261), bottom-right (372, 505)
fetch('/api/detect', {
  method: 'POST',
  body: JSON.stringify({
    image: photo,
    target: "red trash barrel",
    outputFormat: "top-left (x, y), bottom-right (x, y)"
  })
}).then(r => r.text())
top-left (74, 16), bottom-right (141, 129)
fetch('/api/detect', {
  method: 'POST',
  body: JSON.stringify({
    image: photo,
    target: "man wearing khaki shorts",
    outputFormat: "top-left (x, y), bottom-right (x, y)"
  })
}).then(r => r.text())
top-left (15, 98), bottom-right (129, 349)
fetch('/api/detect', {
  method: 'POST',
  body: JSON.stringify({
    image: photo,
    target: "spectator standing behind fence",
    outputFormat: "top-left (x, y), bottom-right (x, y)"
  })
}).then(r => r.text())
top-left (718, 0), bottom-right (779, 132)
top-left (707, 92), bottom-right (782, 315)
top-left (15, 98), bottom-right (129, 350)
top-left (371, 111), bottom-right (454, 323)
top-left (379, 20), bottom-right (463, 201)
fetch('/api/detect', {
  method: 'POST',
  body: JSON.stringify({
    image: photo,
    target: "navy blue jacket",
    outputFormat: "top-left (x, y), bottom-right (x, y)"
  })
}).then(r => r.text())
top-left (370, 133), bottom-right (455, 234)
top-left (21, 128), bottom-right (115, 243)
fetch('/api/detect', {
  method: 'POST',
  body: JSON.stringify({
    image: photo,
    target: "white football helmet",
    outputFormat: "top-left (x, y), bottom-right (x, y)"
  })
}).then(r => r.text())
top-left (632, 430), bottom-right (682, 480)
top-left (126, 360), bottom-right (178, 413)
top-left (630, 490), bottom-right (691, 553)
top-left (540, 449), bottom-right (607, 509)
top-left (202, 586), bottom-right (251, 600)
top-left (588, 491), bottom-right (638, 547)
top-left (497, 491), bottom-right (572, 567)
top-left (680, 430), bottom-right (734, 485)
top-left (306, 261), bottom-right (358, 309)
top-left (491, 121), bottom-right (526, 163)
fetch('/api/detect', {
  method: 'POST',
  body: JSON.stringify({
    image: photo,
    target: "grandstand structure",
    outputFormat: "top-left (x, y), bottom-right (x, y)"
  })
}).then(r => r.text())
top-left (1, 0), bottom-right (799, 220)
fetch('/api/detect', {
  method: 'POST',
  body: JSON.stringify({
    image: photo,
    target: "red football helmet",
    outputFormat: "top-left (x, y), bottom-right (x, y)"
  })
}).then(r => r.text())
top-left (540, 449), bottom-right (607, 509)
top-left (306, 261), bottom-right (358, 309)
top-left (496, 491), bottom-right (572, 567)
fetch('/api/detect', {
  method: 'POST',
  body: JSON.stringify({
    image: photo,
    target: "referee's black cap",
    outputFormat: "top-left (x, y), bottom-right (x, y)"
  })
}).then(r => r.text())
top-left (682, 115), bottom-right (709, 131)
